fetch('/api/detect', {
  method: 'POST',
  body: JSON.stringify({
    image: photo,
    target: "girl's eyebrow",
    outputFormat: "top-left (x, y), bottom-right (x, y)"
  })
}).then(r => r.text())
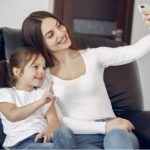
top-left (44, 20), bottom-right (58, 37)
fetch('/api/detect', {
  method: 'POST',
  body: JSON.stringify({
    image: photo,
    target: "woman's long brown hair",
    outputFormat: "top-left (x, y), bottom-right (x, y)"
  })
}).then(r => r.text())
top-left (22, 11), bottom-right (79, 67)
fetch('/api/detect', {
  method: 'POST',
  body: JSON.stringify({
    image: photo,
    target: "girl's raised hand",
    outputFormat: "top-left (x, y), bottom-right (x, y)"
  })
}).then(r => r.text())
top-left (40, 82), bottom-right (56, 105)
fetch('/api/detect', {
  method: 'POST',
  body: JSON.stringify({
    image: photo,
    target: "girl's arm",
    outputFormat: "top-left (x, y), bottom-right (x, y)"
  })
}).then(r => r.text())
top-left (34, 102), bottom-right (60, 143)
top-left (45, 102), bottom-right (60, 132)
top-left (0, 100), bottom-right (44, 122)
top-left (0, 87), bottom-right (55, 122)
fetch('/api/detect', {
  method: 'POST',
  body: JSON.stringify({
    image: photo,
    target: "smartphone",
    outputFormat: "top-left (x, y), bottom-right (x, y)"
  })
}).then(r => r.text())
top-left (138, 4), bottom-right (150, 28)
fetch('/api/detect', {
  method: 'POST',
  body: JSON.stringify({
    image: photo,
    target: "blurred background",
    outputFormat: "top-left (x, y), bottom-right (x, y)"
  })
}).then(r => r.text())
top-left (0, 0), bottom-right (150, 110)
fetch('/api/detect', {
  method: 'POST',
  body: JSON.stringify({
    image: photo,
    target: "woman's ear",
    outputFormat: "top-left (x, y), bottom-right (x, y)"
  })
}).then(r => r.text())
top-left (12, 67), bottom-right (21, 79)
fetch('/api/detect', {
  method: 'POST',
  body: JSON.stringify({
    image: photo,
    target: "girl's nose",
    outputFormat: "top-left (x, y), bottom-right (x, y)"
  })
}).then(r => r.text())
top-left (39, 68), bottom-right (45, 75)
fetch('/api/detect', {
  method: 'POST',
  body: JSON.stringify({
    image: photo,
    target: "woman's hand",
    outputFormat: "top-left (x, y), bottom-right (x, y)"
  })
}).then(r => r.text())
top-left (142, 10), bottom-right (150, 27)
top-left (105, 117), bottom-right (135, 133)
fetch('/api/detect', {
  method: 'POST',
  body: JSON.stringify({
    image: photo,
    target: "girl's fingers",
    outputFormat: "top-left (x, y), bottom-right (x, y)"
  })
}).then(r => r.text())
top-left (43, 135), bottom-right (48, 143)
top-left (34, 133), bottom-right (42, 142)
top-left (49, 94), bottom-right (56, 101)
top-left (44, 133), bottom-right (54, 143)
top-left (50, 133), bottom-right (53, 138)
top-left (44, 81), bottom-right (55, 95)
top-left (48, 81), bottom-right (54, 93)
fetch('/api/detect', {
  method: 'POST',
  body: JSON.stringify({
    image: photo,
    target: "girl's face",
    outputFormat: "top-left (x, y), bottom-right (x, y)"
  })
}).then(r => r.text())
top-left (41, 17), bottom-right (72, 53)
top-left (15, 54), bottom-right (46, 91)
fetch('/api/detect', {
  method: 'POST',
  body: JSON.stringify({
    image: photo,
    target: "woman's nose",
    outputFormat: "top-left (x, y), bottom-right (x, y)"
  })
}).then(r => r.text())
top-left (55, 28), bottom-right (64, 37)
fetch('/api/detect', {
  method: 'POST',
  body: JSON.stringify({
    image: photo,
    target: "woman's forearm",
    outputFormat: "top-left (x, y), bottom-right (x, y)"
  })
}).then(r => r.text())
top-left (94, 34), bottom-right (150, 67)
top-left (62, 116), bottom-right (106, 134)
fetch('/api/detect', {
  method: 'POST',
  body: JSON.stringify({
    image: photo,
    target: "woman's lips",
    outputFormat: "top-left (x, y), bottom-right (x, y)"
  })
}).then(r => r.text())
top-left (58, 35), bottom-right (67, 44)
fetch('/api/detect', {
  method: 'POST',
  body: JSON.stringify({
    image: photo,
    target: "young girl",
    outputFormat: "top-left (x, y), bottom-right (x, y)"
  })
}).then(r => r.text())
top-left (0, 47), bottom-right (77, 149)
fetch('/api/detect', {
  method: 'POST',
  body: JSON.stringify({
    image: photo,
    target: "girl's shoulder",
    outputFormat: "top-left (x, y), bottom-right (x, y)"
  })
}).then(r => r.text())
top-left (0, 87), bottom-right (16, 98)
top-left (0, 87), bottom-right (13, 94)
top-left (0, 87), bottom-right (15, 103)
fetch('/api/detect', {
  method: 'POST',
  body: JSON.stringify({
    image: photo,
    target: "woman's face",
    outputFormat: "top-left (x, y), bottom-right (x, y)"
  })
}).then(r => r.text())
top-left (41, 17), bottom-right (71, 53)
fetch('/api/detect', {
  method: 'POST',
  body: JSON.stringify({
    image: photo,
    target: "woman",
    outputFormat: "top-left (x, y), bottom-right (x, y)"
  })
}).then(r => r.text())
top-left (21, 11), bottom-right (150, 149)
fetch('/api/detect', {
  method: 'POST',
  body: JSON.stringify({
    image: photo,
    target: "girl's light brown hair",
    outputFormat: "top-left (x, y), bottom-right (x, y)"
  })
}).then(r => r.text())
top-left (9, 46), bottom-right (42, 86)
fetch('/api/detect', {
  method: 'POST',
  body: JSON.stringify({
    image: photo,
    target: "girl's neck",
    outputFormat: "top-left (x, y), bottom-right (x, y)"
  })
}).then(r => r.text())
top-left (15, 83), bottom-right (34, 92)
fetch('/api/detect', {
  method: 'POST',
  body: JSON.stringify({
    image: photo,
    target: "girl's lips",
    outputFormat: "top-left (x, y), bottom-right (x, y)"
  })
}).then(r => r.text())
top-left (35, 77), bottom-right (44, 81)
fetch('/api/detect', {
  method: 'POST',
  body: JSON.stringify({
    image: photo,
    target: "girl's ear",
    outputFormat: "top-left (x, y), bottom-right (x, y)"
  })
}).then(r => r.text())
top-left (12, 67), bottom-right (21, 79)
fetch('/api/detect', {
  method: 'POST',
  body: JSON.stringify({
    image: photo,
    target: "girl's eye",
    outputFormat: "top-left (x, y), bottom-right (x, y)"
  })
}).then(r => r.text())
top-left (34, 65), bottom-right (38, 69)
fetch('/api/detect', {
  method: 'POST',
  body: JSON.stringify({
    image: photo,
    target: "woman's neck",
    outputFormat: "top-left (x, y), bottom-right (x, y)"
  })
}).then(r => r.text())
top-left (51, 48), bottom-right (80, 66)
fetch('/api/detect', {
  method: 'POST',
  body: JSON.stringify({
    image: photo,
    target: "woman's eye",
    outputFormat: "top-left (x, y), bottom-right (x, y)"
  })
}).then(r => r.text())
top-left (47, 33), bottom-right (53, 39)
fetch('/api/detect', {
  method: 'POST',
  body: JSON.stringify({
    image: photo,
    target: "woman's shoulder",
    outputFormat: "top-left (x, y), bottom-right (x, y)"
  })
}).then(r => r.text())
top-left (79, 48), bottom-right (92, 52)
top-left (79, 47), bottom-right (100, 54)
top-left (79, 48), bottom-right (101, 60)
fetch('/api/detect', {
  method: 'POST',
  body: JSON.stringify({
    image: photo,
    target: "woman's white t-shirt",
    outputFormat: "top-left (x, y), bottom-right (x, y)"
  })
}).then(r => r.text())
top-left (42, 34), bottom-right (150, 134)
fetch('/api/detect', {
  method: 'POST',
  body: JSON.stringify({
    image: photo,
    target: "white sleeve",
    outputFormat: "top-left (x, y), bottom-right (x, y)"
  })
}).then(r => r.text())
top-left (91, 34), bottom-right (150, 67)
top-left (55, 101), bottom-right (106, 134)
top-left (0, 88), bottom-right (15, 104)
top-left (62, 116), bottom-right (106, 134)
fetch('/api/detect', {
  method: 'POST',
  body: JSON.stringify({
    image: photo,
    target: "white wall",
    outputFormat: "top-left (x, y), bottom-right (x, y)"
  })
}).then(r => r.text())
top-left (0, 0), bottom-right (54, 28)
top-left (131, 0), bottom-right (150, 110)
